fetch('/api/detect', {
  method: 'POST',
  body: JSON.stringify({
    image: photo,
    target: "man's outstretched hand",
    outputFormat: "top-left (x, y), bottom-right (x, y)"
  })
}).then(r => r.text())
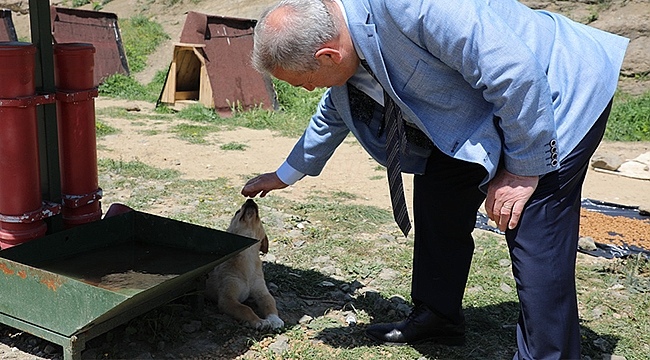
top-left (241, 172), bottom-right (288, 198)
top-left (486, 169), bottom-right (538, 232)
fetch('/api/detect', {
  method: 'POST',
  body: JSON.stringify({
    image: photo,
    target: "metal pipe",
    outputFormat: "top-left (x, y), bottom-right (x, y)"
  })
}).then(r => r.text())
top-left (54, 43), bottom-right (102, 228)
top-left (0, 42), bottom-right (60, 248)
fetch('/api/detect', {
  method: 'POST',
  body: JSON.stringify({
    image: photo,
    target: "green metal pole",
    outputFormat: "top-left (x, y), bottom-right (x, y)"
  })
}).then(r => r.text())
top-left (29, 0), bottom-right (64, 233)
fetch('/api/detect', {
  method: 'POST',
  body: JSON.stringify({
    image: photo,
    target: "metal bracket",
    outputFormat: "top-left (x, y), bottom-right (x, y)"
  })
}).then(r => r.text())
top-left (55, 88), bottom-right (99, 103)
top-left (0, 201), bottom-right (61, 223)
top-left (61, 188), bottom-right (103, 209)
top-left (0, 93), bottom-right (56, 108)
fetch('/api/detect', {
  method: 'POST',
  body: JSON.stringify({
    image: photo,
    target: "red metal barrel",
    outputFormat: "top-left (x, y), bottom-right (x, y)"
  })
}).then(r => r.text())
top-left (54, 43), bottom-right (102, 227)
top-left (0, 43), bottom-right (51, 248)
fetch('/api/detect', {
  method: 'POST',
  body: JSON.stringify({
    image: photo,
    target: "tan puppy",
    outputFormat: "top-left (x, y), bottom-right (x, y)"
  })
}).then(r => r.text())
top-left (205, 199), bottom-right (284, 330)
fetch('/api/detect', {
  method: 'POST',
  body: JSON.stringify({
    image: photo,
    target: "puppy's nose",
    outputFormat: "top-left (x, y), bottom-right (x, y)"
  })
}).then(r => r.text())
top-left (243, 198), bottom-right (258, 210)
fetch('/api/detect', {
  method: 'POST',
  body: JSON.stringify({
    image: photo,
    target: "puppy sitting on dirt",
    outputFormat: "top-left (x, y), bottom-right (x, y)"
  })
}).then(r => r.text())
top-left (205, 199), bottom-right (284, 330)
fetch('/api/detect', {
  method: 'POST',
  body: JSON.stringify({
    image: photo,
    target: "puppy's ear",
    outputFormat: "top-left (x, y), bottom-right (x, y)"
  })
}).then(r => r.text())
top-left (260, 235), bottom-right (269, 254)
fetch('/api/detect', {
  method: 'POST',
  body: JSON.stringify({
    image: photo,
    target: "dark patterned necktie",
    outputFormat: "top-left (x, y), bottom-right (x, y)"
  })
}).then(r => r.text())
top-left (360, 60), bottom-right (411, 236)
top-left (382, 90), bottom-right (411, 237)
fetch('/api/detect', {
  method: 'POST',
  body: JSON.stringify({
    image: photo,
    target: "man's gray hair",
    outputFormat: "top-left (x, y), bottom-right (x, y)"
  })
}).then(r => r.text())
top-left (252, 0), bottom-right (340, 74)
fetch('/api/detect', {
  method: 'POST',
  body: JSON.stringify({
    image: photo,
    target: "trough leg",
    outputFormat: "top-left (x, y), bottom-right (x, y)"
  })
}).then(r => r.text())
top-left (63, 334), bottom-right (85, 360)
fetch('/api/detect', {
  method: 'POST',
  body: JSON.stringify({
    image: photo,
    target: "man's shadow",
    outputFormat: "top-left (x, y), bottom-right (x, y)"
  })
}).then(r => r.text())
top-left (264, 262), bottom-right (620, 359)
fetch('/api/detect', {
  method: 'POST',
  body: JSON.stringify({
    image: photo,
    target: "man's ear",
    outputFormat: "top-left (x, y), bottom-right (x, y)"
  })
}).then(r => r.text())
top-left (314, 47), bottom-right (342, 66)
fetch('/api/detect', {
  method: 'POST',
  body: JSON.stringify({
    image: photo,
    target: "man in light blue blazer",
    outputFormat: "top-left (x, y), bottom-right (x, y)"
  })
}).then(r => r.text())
top-left (242, 0), bottom-right (629, 358)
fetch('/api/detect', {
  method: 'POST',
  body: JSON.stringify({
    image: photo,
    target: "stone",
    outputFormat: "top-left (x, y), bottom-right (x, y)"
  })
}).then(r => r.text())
top-left (591, 153), bottom-right (623, 171)
top-left (268, 335), bottom-right (290, 355)
top-left (578, 236), bottom-right (598, 251)
top-left (181, 320), bottom-right (202, 333)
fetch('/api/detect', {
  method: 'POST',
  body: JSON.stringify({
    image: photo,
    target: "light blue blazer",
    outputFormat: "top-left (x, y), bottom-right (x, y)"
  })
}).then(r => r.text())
top-left (283, 0), bottom-right (628, 188)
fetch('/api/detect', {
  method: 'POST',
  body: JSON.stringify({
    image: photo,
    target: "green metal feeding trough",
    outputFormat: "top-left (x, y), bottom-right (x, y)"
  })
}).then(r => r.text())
top-left (0, 205), bottom-right (256, 359)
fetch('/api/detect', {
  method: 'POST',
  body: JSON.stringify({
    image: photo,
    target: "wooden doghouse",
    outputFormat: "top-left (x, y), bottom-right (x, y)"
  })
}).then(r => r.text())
top-left (160, 43), bottom-right (214, 109)
top-left (157, 12), bottom-right (277, 115)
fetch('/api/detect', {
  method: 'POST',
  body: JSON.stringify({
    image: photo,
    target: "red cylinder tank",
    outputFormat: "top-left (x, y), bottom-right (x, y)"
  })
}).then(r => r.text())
top-left (0, 43), bottom-right (55, 248)
top-left (54, 43), bottom-right (102, 227)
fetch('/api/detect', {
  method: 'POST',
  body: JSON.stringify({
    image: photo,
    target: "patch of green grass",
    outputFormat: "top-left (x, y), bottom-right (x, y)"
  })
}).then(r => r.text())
top-left (119, 15), bottom-right (170, 73)
top-left (577, 254), bottom-right (650, 358)
top-left (292, 200), bottom-right (393, 234)
top-left (96, 119), bottom-right (118, 137)
top-left (98, 158), bottom-right (180, 180)
top-left (220, 142), bottom-right (248, 151)
top-left (175, 104), bottom-right (222, 123)
top-left (99, 69), bottom-right (169, 102)
top-left (606, 90), bottom-right (650, 141)
top-left (99, 74), bottom-right (153, 101)
top-left (171, 123), bottom-right (217, 144)
top-left (139, 129), bottom-right (160, 136)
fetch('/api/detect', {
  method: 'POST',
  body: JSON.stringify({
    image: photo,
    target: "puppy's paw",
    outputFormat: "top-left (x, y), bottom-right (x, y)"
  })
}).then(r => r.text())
top-left (266, 314), bottom-right (284, 330)
top-left (255, 314), bottom-right (284, 330)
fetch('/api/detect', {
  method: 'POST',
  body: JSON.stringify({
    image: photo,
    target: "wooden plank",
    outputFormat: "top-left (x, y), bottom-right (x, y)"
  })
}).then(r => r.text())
top-left (175, 91), bottom-right (199, 101)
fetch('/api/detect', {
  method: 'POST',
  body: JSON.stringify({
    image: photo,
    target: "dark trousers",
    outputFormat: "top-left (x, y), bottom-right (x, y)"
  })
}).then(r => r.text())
top-left (411, 101), bottom-right (612, 359)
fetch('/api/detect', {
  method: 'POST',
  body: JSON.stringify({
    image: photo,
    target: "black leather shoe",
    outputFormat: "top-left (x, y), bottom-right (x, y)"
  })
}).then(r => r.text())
top-left (365, 304), bottom-right (465, 346)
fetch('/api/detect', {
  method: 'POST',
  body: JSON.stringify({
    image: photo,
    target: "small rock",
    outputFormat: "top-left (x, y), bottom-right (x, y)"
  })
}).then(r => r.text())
top-left (28, 338), bottom-right (39, 347)
top-left (591, 306), bottom-right (604, 319)
top-left (500, 282), bottom-right (513, 293)
top-left (320, 265), bottom-right (338, 276)
top-left (44, 344), bottom-right (57, 354)
top-left (378, 268), bottom-right (398, 280)
top-left (182, 320), bottom-right (202, 333)
top-left (298, 315), bottom-right (313, 324)
top-left (293, 240), bottom-right (305, 247)
top-left (609, 284), bottom-right (625, 291)
top-left (593, 337), bottom-right (610, 352)
top-left (339, 283), bottom-right (351, 293)
top-left (345, 313), bottom-right (357, 326)
top-left (591, 153), bottom-right (623, 171)
top-left (578, 236), bottom-right (598, 251)
top-left (268, 335), bottom-right (290, 355)
top-left (378, 233), bottom-right (396, 242)
top-left (498, 259), bottom-right (511, 267)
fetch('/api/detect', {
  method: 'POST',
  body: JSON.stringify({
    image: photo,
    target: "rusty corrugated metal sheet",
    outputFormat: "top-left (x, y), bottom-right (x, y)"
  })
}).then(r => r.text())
top-left (50, 6), bottom-right (129, 86)
top-left (0, 10), bottom-right (18, 42)
top-left (177, 11), bottom-right (277, 114)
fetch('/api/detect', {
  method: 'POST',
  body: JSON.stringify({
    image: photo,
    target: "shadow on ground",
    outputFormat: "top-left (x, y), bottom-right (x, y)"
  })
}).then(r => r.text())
top-left (0, 262), bottom-right (619, 360)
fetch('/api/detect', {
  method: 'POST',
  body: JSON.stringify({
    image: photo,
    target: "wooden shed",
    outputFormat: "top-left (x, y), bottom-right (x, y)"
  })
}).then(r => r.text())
top-left (158, 12), bottom-right (277, 115)
top-left (50, 6), bottom-right (129, 86)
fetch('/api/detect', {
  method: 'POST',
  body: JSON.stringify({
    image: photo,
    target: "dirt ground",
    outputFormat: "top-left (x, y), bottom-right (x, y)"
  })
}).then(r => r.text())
top-left (2, 0), bottom-right (650, 359)
top-left (93, 98), bottom-right (650, 213)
